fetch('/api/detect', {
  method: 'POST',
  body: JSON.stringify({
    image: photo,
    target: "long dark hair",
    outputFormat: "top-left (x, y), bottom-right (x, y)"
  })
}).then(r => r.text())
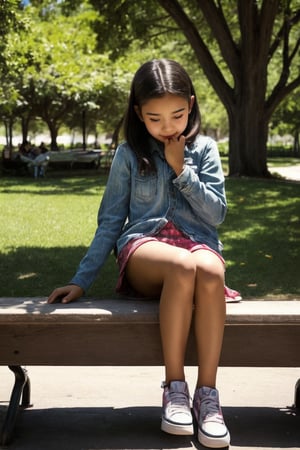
top-left (123, 59), bottom-right (201, 173)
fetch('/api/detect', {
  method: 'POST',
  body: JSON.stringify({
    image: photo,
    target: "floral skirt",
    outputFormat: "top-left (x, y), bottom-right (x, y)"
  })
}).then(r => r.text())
top-left (116, 221), bottom-right (224, 296)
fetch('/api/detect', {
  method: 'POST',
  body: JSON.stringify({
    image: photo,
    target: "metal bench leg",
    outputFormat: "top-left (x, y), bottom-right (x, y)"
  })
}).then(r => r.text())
top-left (294, 378), bottom-right (300, 409)
top-left (0, 366), bottom-right (31, 446)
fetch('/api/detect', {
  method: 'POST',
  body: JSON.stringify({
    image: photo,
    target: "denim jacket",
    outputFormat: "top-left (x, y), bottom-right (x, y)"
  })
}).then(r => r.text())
top-left (70, 135), bottom-right (227, 292)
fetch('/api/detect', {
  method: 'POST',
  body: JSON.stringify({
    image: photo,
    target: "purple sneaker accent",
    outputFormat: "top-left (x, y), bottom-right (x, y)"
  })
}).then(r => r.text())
top-left (193, 386), bottom-right (230, 448)
top-left (161, 380), bottom-right (193, 435)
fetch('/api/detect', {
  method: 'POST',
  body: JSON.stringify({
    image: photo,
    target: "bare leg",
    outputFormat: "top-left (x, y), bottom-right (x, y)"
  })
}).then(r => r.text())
top-left (192, 249), bottom-right (226, 388)
top-left (125, 241), bottom-right (196, 383)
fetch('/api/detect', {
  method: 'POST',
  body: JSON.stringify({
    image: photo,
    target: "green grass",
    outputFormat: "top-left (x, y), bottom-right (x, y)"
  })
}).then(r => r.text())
top-left (1, 172), bottom-right (299, 299)
top-left (222, 177), bottom-right (300, 298)
top-left (267, 157), bottom-right (300, 167)
top-left (220, 156), bottom-right (300, 174)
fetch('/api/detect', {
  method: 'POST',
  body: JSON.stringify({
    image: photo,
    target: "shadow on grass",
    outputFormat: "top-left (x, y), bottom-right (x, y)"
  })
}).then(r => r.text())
top-left (1, 176), bottom-right (299, 299)
top-left (0, 246), bottom-right (118, 297)
top-left (0, 174), bottom-right (108, 196)
top-left (220, 178), bottom-right (300, 298)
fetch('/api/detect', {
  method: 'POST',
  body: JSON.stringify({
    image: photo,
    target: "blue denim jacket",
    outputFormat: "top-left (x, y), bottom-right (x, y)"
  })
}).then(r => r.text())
top-left (70, 135), bottom-right (227, 292)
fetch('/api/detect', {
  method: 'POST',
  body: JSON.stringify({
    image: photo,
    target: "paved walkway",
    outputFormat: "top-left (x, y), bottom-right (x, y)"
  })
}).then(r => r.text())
top-left (1, 366), bottom-right (299, 450)
top-left (269, 165), bottom-right (300, 181)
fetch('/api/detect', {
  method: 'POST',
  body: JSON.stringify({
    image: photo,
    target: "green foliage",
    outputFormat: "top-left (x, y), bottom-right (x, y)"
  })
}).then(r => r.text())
top-left (89, 0), bottom-right (165, 59)
top-left (0, 0), bottom-right (27, 69)
top-left (270, 87), bottom-right (300, 136)
top-left (0, 0), bottom-right (299, 166)
top-left (1, 1), bottom-right (116, 146)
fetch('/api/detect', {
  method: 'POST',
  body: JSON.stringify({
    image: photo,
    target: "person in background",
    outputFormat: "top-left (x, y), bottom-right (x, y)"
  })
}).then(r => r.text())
top-left (39, 142), bottom-right (49, 153)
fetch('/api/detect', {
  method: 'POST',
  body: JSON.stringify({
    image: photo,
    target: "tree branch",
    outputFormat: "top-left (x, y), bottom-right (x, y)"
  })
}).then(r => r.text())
top-left (238, 0), bottom-right (279, 66)
top-left (269, 6), bottom-right (300, 60)
top-left (289, 37), bottom-right (300, 64)
top-left (266, 74), bottom-right (300, 118)
top-left (195, 0), bottom-right (240, 78)
top-left (156, 0), bottom-right (234, 109)
top-left (267, 2), bottom-right (300, 117)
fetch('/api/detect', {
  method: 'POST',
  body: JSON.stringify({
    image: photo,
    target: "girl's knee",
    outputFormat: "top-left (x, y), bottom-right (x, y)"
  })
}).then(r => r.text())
top-left (169, 250), bottom-right (196, 280)
top-left (195, 255), bottom-right (224, 285)
top-left (173, 251), bottom-right (197, 275)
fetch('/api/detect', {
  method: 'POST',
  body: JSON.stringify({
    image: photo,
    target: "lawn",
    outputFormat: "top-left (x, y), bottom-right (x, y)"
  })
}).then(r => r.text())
top-left (1, 171), bottom-right (299, 299)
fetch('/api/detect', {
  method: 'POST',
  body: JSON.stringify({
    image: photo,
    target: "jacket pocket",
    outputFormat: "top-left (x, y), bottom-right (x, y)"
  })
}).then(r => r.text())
top-left (134, 175), bottom-right (157, 201)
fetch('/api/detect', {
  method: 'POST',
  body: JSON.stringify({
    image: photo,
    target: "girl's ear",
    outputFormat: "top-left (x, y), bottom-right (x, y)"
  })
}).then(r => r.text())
top-left (134, 105), bottom-right (143, 121)
top-left (189, 95), bottom-right (195, 113)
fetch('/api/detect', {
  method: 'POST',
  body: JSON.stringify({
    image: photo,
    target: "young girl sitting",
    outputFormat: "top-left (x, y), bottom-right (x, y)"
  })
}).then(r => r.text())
top-left (48, 59), bottom-right (231, 448)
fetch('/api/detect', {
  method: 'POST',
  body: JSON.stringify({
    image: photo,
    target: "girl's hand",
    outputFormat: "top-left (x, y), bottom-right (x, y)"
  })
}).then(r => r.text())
top-left (164, 135), bottom-right (185, 176)
top-left (47, 284), bottom-right (84, 304)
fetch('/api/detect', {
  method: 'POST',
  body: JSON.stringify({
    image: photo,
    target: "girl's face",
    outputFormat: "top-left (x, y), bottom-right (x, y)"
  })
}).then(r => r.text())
top-left (135, 93), bottom-right (194, 143)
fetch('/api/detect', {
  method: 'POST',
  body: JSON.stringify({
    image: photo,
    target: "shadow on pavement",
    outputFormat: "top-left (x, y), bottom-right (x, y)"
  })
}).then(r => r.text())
top-left (1, 404), bottom-right (299, 450)
top-left (225, 405), bottom-right (300, 447)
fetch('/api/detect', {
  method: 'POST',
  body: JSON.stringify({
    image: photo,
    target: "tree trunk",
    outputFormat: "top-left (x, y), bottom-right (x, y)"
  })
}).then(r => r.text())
top-left (227, 6), bottom-right (271, 178)
top-left (110, 116), bottom-right (124, 149)
top-left (47, 123), bottom-right (59, 151)
top-left (4, 121), bottom-right (9, 147)
top-left (4, 118), bottom-right (13, 154)
top-left (156, 0), bottom-right (286, 178)
top-left (8, 119), bottom-right (13, 151)
top-left (228, 105), bottom-right (269, 177)
top-left (82, 109), bottom-right (86, 151)
top-left (293, 130), bottom-right (299, 156)
top-left (21, 115), bottom-right (30, 144)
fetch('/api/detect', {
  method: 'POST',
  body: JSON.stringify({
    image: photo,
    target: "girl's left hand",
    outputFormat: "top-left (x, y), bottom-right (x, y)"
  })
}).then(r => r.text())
top-left (164, 135), bottom-right (185, 176)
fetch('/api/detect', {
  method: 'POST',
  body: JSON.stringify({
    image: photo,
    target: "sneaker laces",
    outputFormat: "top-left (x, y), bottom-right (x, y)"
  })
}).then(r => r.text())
top-left (201, 397), bottom-right (223, 424)
top-left (167, 390), bottom-right (190, 414)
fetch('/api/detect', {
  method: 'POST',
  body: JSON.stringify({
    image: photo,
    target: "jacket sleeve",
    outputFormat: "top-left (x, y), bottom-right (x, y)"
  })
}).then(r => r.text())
top-left (173, 137), bottom-right (227, 226)
top-left (70, 145), bottom-right (131, 292)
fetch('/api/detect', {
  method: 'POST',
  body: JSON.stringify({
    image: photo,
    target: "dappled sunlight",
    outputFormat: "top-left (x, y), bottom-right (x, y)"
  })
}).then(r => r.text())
top-left (1, 175), bottom-right (299, 299)
top-left (0, 174), bottom-right (108, 196)
top-left (221, 178), bottom-right (300, 298)
top-left (17, 272), bottom-right (38, 280)
top-left (0, 246), bottom-right (118, 297)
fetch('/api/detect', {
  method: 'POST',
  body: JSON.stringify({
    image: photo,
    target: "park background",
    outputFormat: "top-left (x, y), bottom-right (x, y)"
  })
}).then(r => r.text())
top-left (1, 0), bottom-right (299, 299)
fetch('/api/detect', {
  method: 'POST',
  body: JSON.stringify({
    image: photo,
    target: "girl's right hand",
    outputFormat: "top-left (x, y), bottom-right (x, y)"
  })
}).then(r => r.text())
top-left (164, 135), bottom-right (185, 176)
top-left (47, 284), bottom-right (84, 304)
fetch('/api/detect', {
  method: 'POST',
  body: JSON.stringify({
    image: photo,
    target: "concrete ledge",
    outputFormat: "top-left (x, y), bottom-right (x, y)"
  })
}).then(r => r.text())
top-left (0, 298), bottom-right (299, 367)
top-left (1, 297), bottom-right (299, 447)
top-left (1, 297), bottom-right (300, 322)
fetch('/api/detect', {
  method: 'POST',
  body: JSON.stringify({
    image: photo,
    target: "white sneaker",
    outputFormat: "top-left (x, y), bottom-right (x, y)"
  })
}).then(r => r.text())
top-left (193, 386), bottom-right (230, 448)
top-left (161, 380), bottom-right (193, 435)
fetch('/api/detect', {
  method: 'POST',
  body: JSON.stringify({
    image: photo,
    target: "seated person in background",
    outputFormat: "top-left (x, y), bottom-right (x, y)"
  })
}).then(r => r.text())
top-left (2, 146), bottom-right (10, 160)
top-left (39, 142), bottom-right (49, 153)
top-left (18, 142), bottom-right (49, 178)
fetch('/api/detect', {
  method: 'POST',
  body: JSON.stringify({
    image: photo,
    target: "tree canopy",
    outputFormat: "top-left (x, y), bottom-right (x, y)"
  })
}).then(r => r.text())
top-left (0, 0), bottom-right (299, 177)
top-left (91, 0), bottom-right (300, 176)
top-left (157, 0), bottom-right (300, 176)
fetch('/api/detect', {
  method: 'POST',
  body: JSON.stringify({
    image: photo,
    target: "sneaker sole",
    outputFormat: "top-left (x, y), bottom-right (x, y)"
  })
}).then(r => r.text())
top-left (161, 418), bottom-right (194, 435)
top-left (225, 296), bottom-right (242, 303)
top-left (198, 428), bottom-right (230, 448)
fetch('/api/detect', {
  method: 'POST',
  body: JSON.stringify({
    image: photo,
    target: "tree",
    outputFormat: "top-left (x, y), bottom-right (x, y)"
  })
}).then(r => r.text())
top-left (91, 0), bottom-right (300, 177)
top-left (0, 0), bottom-right (25, 70)
top-left (0, 0), bottom-right (27, 152)
top-left (2, 1), bottom-right (111, 150)
top-left (270, 87), bottom-right (300, 155)
top-left (155, 0), bottom-right (300, 177)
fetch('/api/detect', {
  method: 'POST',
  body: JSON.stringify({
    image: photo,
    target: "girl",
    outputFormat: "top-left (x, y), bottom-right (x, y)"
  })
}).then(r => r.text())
top-left (48, 59), bottom-right (230, 448)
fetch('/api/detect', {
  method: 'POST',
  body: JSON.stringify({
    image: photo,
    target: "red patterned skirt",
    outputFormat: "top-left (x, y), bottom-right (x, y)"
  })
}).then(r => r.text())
top-left (116, 221), bottom-right (224, 296)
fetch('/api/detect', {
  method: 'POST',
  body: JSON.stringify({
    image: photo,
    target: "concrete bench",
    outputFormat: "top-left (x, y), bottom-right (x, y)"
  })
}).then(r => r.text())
top-left (0, 297), bottom-right (299, 445)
